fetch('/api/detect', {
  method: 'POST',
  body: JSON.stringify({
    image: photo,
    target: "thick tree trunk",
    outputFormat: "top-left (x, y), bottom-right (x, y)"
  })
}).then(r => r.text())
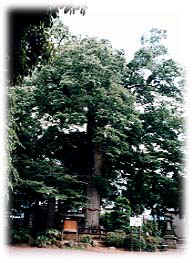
top-left (86, 147), bottom-right (102, 228)
top-left (86, 107), bottom-right (102, 228)
top-left (46, 197), bottom-right (56, 229)
top-left (86, 183), bottom-right (100, 227)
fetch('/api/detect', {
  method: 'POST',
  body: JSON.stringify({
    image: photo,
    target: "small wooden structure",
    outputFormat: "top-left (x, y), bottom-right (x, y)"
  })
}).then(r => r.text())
top-left (58, 211), bottom-right (108, 241)
top-left (63, 219), bottom-right (78, 233)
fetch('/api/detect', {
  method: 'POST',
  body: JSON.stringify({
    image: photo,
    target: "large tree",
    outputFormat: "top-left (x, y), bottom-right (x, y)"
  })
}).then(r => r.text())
top-left (8, 84), bottom-right (87, 234)
top-left (8, 7), bottom-right (86, 201)
top-left (119, 28), bottom-right (184, 217)
top-left (8, 4), bottom-right (87, 86)
top-left (9, 26), bottom-right (184, 231)
top-left (8, 9), bottom-right (57, 86)
top-left (31, 34), bottom-right (138, 227)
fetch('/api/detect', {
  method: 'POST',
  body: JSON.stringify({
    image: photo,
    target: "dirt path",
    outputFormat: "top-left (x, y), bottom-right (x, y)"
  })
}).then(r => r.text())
top-left (6, 244), bottom-right (186, 257)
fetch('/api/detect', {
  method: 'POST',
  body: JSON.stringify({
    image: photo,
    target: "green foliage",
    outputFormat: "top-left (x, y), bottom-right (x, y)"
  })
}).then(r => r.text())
top-left (80, 235), bottom-right (93, 244)
top-left (144, 242), bottom-right (156, 252)
top-left (8, 24), bottom-right (184, 232)
top-left (8, 4), bottom-right (88, 86)
top-left (142, 221), bottom-right (161, 237)
top-left (104, 231), bottom-right (160, 251)
top-left (9, 227), bottom-right (31, 244)
top-left (29, 32), bottom-right (140, 228)
top-left (104, 228), bottom-right (163, 251)
top-left (101, 197), bottom-right (132, 232)
top-left (34, 234), bottom-right (52, 247)
top-left (8, 9), bottom-right (58, 86)
top-left (8, 85), bottom-right (85, 223)
top-left (44, 228), bottom-right (61, 239)
top-left (100, 212), bottom-right (114, 231)
top-left (31, 33), bottom-right (138, 203)
top-left (8, 85), bottom-right (41, 191)
top-left (124, 234), bottom-right (147, 251)
top-left (33, 228), bottom-right (60, 247)
top-left (104, 232), bottom-right (126, 248)
top-left (119, 28), bottom-right (184, 216)
top-left (8, 87), bottom-right (23, 189)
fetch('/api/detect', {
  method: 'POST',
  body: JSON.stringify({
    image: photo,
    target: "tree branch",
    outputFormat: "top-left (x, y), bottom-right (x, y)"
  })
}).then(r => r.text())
top-left (125, 84), bottom-right (157, 89)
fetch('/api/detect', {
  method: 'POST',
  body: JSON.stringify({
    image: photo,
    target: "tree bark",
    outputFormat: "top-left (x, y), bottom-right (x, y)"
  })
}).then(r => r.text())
top-left (46, 197), bottom-right (56, 229)
top-left (85, 107), bottom-right (102, 228)
top-left (86, 183), bottom-right (100, 227)
top-left (86, 147), bottom-right (102, 228)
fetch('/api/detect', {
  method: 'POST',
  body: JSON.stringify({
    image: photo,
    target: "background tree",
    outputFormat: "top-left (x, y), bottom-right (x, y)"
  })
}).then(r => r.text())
top-left (8, 84), bottom-right (86, 233)
top-left (8, 6), bottom-right (88, 191)
top-left (118, 28), bottom-right (184, 217)
top-left (8, 8), bottom-right (57, 86)
top-left (8, 4), bottom-right (87, 86)
top-left (7, 6), bottom-right (86, 208)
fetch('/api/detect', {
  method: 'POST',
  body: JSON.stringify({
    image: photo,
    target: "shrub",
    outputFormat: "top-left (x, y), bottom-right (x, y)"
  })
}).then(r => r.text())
top-left (33, 228), bottom-right (61, 247)
top-left (80, 235), bottom-right (93, 244)
top-left (104, 232), bottom-right (126, 248)
top-left (145, 235), bottom-right (164, 245)
top-left (144, 234), bottom-right (164, 251)
top-left (124, 234), bottom-right (146, 251)
top-left (45, 228), bottom-right (61, 239)
top-left (34, 234), bottom-right (52, 247)
top-left (104, 227), bottom-right (165, 252)
top-left (145, 242), bottom-right (156, 252)
top-left (9, 227), bottom-right (31, 244)
top-left (142, 221), bottom-right (161, 237)
top-left (100, 197), bottom-right (132, 232)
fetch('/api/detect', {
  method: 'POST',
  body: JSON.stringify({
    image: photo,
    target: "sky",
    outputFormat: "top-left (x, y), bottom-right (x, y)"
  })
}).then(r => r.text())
top-left (59, 0), bottom-right (184, 63)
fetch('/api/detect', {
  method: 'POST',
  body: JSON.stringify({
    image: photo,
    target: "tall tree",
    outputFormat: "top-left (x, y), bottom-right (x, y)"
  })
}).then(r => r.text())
top-left (8, 85), bottom-right (85, 233)
top-left (9, 25), bottom-right (184, 231)
top-left (119, 28), bottom-right (184, 216)
top-left (8, 4), bottom-right (87, 86)
top-left (8, 8), bottom-right (57, 86)
top-left (32, 35), bottom-right (139, 227)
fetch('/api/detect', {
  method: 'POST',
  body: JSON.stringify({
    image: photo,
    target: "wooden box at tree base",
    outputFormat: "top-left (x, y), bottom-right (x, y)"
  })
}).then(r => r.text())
top-left (63, 219), bottom-right (78, 233)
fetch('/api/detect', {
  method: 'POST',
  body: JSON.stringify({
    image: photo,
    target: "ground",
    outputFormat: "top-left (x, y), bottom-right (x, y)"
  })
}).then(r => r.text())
top-left (7, 243), bottom-right (185, 257)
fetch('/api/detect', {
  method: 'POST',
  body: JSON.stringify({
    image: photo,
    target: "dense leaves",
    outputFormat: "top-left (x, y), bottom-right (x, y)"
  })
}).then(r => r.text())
top-left (8, 9), bottom-right (57, 86)
top-left (118, 28), bottom-right (184, 215)
top-left (8, 4), bottom-right (87, 86)
top-left (30, 34), bottom-right (140, 226)
top-left (8, 24), bottom-right (184, 230)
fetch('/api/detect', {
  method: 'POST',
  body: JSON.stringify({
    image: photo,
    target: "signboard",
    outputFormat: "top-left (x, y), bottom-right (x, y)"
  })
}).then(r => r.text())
top-left (130, 216), bottom-right (143, 227)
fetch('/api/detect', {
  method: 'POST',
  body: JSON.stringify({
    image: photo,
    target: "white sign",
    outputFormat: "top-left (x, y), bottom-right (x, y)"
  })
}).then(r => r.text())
top-left (130, 216), bottom-right (143, 227)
